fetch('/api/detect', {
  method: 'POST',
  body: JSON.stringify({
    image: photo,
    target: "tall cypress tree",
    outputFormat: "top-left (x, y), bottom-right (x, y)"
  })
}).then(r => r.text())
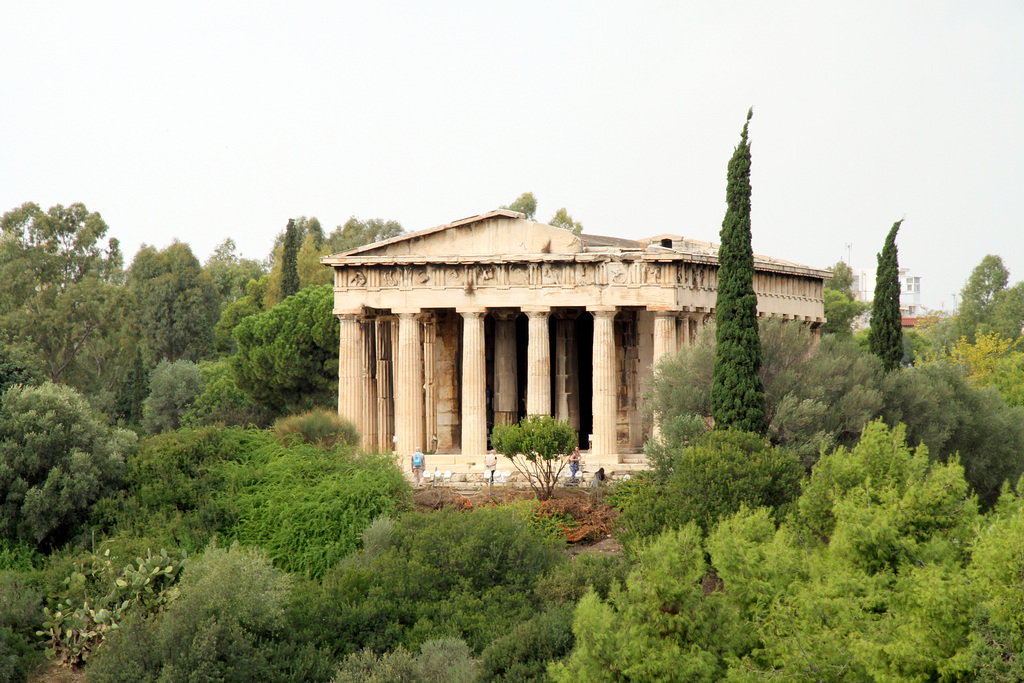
top-left (868, 220), bottom-right (904, 372)
top-left (711, 109), bottom-right (765, 433)
top-left (281, 218), bottom-right (300, 299)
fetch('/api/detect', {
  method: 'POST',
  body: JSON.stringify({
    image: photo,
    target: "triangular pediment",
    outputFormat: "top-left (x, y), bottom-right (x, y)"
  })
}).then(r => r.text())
top-left (326, 210), bottom-right (584, 261)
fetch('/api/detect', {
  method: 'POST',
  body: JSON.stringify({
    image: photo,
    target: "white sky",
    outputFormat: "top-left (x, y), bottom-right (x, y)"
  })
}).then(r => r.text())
top-left (3, 1), bottom-right (1022, 311)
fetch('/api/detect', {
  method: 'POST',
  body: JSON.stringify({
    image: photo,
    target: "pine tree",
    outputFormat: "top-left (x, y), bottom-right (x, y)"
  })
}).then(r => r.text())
top-left (281, 218), bottom-right (300, 299)
top-left (711, 109), bottom-right (765, 433)
top-left (868, 220), bottom-right (904, 372)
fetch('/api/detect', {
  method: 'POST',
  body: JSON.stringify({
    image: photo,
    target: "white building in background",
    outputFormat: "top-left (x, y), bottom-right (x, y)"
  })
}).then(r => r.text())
top-left (850, 266), bottom-right (923, 325)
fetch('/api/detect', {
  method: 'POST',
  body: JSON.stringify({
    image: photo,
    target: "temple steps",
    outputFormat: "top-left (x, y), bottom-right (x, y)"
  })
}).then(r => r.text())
top-left (403, 451), bottom-right (649, 489)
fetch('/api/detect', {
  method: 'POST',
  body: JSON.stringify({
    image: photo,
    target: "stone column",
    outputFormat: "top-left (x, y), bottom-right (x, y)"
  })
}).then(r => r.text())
top-left (492, 309), bottom-right (518, 426)
top-left (525, 308), bottom-right (551, 416)
top-left (651, 310), bottom-right (679, 439)
top-left (460, 309), bottom-right (487, 456)
top-left (423, 316), bottom-right (436, 452)
top-left (591, 308), bottom-right (618, 459)
top-left (554, 311), bottom-right (580, 430)
top-left (360, 316), bottom-right (378, 450)
top-left (337, 314), bottom-right (364, 442)
top-left (376, 317), bottom-right (395, 451)
top-left (394, 312), bottom-right (425, 461)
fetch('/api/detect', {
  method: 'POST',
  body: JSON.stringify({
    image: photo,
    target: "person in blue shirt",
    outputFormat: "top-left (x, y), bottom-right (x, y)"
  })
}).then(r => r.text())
top-left (411, 447), bottom-right (425, 486)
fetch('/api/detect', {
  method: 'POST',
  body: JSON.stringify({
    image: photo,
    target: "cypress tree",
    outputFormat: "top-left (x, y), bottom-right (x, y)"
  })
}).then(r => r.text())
top-left (281, 218), bottom-right (300, 298)
top-left (711, 108), bottom-right (765, 433)
top-left (868, 220), bottom-right (904, 372)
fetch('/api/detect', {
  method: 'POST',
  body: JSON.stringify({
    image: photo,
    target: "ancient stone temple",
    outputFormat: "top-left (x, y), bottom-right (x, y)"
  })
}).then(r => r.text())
top-left (322, 209), bottom-right (827, 469)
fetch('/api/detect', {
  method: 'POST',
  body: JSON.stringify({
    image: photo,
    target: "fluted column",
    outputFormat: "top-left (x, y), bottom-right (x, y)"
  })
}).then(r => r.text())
top-left (376, 317), bottom-right (395, 451)
top-left (525, 308), bottom-right (551, 416)
top-left (492, 309), bottom-right (518, 426)
top-left (554, 311), bottom-right (580, 430)
top-left (360, 316), bottom-right (378, 450)
top-left (591, 308), bottom-right (617, 459)
top-left (423, 316), bottom-right (436, 451)
top-left (395, 312), bottom-right (425, 461)
top-left (337, 314), bottom-right (364, 442)
top-left (460, 309), bottom-right (487, 456)
top-left (651, 311), bottom-right (678, 439)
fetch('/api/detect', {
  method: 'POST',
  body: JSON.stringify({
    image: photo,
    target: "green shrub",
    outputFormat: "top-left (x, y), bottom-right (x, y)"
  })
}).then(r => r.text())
top-left (0, 382), bottom-right (135, 550)
top-left (89, 542), bottom-right (330, 683)
top-left (0, 572), bottom-right (44, 683)
top-left (230, 448), bottom-right (409, 577)
top-left (273, 407), bottom-right (359, 448)
top-left (180, 358), bottom-right (272, 429)
top-left (142, 360), bottom-right (204, 434)
top-left (535, 553), bottom-right (630, 605)
top-left (332, 638), bottom-right (477, 683)
top-left (478, 604), bottom-right (576, 682)
top-left (291, 506), bottom-right (565, 659)
top-left (615, 429), bottom-right (802, 551)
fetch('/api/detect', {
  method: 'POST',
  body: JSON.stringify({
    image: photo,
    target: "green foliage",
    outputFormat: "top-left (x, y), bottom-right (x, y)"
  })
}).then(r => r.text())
top-left (711, 108), bottom-right (765, 433)
top-left (0, 382), bottom-right (134, 549)
top-left (333, 638), bottom-right (477, 683)
top-left (229, 447), bottom-right (409, 577)
top-left (500, 192), bottom-right (538, 220)
top-left (615, 429), bottom-right (802, 550)
top-left (280, 218), bottom-right (301, 299)
top-left (142, 359), bottom-right (203, 434)
top-left (213, 275), bottom-right (266, 355)
top-left (291, 506), bottom-right (564, 659)
top-left (36, 547), bottom-right (187, 666)
top-left (478, 604), bottom-right (575, 682)
top-left (273, 407), bottom-right (359, 448)
top-left (868, 220), bottom-right (904, 372)
top-left (128, 241), bottom-right (220, 362)
top-left (492, 415), bottom-right (578, 501)
top-left (232, 284), bottom-right (338, 413)
top-left (822, 261), bottom-right (868, 337)
top-left (91, 427), bottom-right (269, 551)
top-left (0, 201), bottom-right (125, 388)
top-left (326, 216), bottom-right (404, 253)
top-left (112, 348), bottom-right (149, 427)
top-left (549, 207), bottom-right (583, 234)
top-left (88, 542), bottom-right (326, 683)
top-left (202, 238), bottom-right (266, 307)
top-left (535, 553), bottom-right (630, 606)
top-left (0, 340), bottom-right (45, 397)
top-left (551, 524), bottom-right (746, 682)
top-left (0, 572), bottom-right (44, 683)
top-left (180, 357), bottom-right (271, 428)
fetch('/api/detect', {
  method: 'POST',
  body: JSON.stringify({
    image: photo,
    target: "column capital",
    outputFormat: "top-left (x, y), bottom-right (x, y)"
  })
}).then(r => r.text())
top-left (456, 308), bottom-right (487, 317)
top-left (522, 306), bottom-right (551, 318)
top-left (491, 308), bottom-right (519, 321)
top-left (335, 309), bottom-right (363, 318)
top-left (588, 306), bottom-right (617, 319)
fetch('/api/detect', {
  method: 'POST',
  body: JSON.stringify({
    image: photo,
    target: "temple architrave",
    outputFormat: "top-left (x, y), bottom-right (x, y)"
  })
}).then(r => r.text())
top-left (321, 209), bottom-right (828, 472)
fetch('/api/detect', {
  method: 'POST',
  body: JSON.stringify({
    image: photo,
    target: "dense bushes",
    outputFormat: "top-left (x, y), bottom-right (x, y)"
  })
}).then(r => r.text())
top-left (290, 506), bottom-right (566, 660)
top-left (614, 429), bottom-right (802, 550)
top-left (0, 383), bottom-right (135, 550)
top-left (89, 542), bottom-right (331, 683)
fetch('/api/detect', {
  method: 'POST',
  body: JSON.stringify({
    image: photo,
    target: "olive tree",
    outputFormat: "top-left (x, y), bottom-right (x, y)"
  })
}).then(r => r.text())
top-left (0, 383), bottom-right (136, 549)
top-left (491, 415), bottom-right (577, 501)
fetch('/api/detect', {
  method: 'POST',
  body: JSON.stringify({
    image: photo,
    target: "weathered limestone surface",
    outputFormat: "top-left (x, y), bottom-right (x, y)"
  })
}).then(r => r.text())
top-left (322, 210), bottom-right (829, 470)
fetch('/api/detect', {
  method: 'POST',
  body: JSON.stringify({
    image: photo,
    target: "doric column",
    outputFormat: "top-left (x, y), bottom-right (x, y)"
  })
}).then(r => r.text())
top-left (652, 311), bottom-right (678, 363)
top-left (337, 313), bottom-right (364, 442)
top-left (651, 310), bottom-right (678, 439)
top-left (460, 309), bottom-right (487, 456)
top-left (423, 316), bottom-right (436, 452)
top-left (360, 316), bottom-right (378, 450)
top-left (525, 308), bottom-right (551, 416)
top-left (591, 308), bottom-right (618, 459)
top-left (492, 309), bottom-right (518, 426)
top-left (554, 310), bottom-right (580, 431)
top-left (394, 312), bottom-right (425, 461)
top-left (376, 317), bottom-right (395, 451)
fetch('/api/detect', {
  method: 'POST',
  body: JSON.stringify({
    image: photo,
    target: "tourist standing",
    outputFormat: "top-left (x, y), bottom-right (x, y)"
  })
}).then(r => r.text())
top-left (411, 447), bottom-right (425, 486)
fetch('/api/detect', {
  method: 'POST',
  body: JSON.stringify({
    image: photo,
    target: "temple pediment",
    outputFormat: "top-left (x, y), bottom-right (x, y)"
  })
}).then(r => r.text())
top-left (333, 209), bottom-right (584, 260)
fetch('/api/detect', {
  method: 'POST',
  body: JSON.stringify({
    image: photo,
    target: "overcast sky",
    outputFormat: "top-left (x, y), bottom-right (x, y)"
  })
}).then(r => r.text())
top-left (3, 1), bottom-right (1021, 311)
